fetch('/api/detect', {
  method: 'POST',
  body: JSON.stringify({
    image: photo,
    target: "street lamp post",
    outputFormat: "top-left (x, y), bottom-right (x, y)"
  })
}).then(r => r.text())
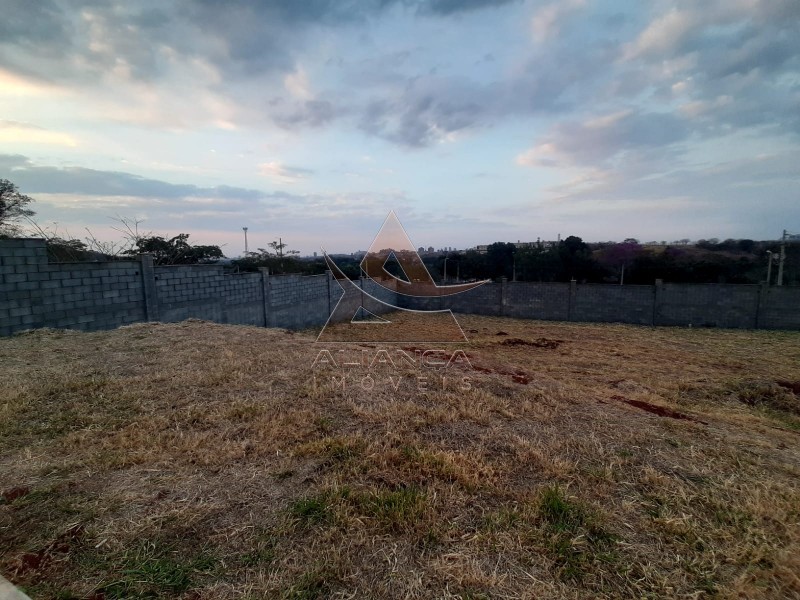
top-left (242, 227), bottom-right (249, 256)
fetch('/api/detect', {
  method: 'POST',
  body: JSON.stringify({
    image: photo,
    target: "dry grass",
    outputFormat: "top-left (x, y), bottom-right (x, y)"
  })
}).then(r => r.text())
top-left (1, 315), bottom-right (799, 599)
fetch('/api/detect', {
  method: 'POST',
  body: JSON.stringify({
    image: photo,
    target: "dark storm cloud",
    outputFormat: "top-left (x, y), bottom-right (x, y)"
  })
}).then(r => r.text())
top-left (0, 154), bottom-right (267, 201)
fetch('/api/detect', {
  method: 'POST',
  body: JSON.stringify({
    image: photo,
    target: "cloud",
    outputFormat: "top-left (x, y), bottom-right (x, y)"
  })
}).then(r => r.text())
top-left (420, 0), bottom-right (521, 16)
top-left (273, 99), bottom-right (343, 129)
top-left (284, 67), bottom-right (313, 100)
top-left (622, 8), bottom-right (696, 60)
top-left (358, 76), bottom-right (492, 147)
top-left (0, 154), bottom-right (267, 200)
top-left (258, 161), bottom-right (313, 183)
top-left (531, 0), bottom-right (586, 43)
top-left (516, 109), bottom-right (691, 168)
top-left (0, 120), bottom-right (78, 147)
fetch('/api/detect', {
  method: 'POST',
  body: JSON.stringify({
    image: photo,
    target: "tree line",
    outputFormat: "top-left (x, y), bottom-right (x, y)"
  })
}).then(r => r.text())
top-left (1, 178), bottom-right (796, 284)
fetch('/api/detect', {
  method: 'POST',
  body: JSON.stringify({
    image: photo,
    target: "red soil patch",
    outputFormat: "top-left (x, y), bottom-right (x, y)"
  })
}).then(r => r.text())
top-left (500, 337), bottom-right (564, 349)
top-left (611, 395), bottom-right (707, 424)
top-left (469, 363), bottom-right (529, 384)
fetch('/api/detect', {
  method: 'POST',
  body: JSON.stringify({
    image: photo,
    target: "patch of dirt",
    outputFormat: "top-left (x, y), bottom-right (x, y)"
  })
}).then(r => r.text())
top-left (776, 380), bottom-right (800, 395)
top-left (611, 394), bottom-right (707, 424)
top-left (1, 486), bottom-right (30, 503)
top-left (500, 337), bottom-right (564, 349)
top-left (10, 523), bottom-right (85, 578)
top-left (400, 347), bottom-right (472, 364)
top-left (469, 363), bottom-right (530, 384)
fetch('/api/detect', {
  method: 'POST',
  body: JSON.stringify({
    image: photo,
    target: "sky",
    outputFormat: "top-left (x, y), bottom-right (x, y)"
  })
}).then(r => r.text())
top-left (1, 0), bottom-right (798, 256)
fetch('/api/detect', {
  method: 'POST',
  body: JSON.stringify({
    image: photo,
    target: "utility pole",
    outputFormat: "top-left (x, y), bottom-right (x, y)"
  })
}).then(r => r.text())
top-left (620, 263), bottom-right (625, 285)
top-left (777, 229), bottom-right (787, 286)
top-left (242, 227), bottom-right (249, 255)
top-left (766, 250), bottom-right (773, 285)
top-left (443, 257), bottom-right (448, 283)
top-left (512, 255), bottom-right (516, 282)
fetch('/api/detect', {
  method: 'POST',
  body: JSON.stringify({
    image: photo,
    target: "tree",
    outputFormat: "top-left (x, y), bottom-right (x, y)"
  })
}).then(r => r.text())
top-left (267, 239), bottom-right (299, 258)
top-left (124, 233), bottom-right (223, 265)
top-left (598, 239), bottom-right (642, 282)
top-left (0, 179), bottom-right (35, 235)
top-left (485, 242), bottom-right (516, 280)
top-left (233, 239), bottom-right (310, 274)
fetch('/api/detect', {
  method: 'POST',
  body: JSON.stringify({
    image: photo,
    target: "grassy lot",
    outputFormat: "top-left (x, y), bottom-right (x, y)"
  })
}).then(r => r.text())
top-left (1, 316), bottom-right (799, 599)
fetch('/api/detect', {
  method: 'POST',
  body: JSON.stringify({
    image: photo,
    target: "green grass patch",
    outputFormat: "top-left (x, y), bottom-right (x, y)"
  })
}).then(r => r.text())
top-left (538, 485), bottom-right (587, 532)
top-left (537, 486), bottom-right (619, 582)
top-left (97, 540), bottom-right (217, 598)
top-left (241, 529), bottom-right (279, 568)
top-left (289, 488), bottom-right (349, 527)
top-left (288, 485), bottom-right (428, 534)
top-left (281, 566), bottom-right (341, 599)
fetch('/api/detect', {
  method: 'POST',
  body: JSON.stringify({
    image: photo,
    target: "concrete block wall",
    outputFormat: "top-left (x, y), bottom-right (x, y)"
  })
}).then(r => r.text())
top-left (397, 282), bottom-right (503, 316)
top-left (572, 284), bottom-right (654, 325)
top-left (397, 279), bottom-right (800, 330)
top-left (758, 286), bottom-right (800, 329)
top-left (655, 283), bottom-right (760, 328)
top-left (2, 238), bottom-right (800, 335)
top-left (268, 272), bottom-right (331, 329)
top-left (154, 265), bottom-right (265, 326)
top-left (504, 282), bottom-right (569, 320)
top-left (0, 239), bottom-right (145, 337)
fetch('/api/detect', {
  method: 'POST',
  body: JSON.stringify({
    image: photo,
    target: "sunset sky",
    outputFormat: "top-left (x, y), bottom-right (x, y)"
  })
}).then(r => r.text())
top-left (1, 0), bottom-right (798, 255)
